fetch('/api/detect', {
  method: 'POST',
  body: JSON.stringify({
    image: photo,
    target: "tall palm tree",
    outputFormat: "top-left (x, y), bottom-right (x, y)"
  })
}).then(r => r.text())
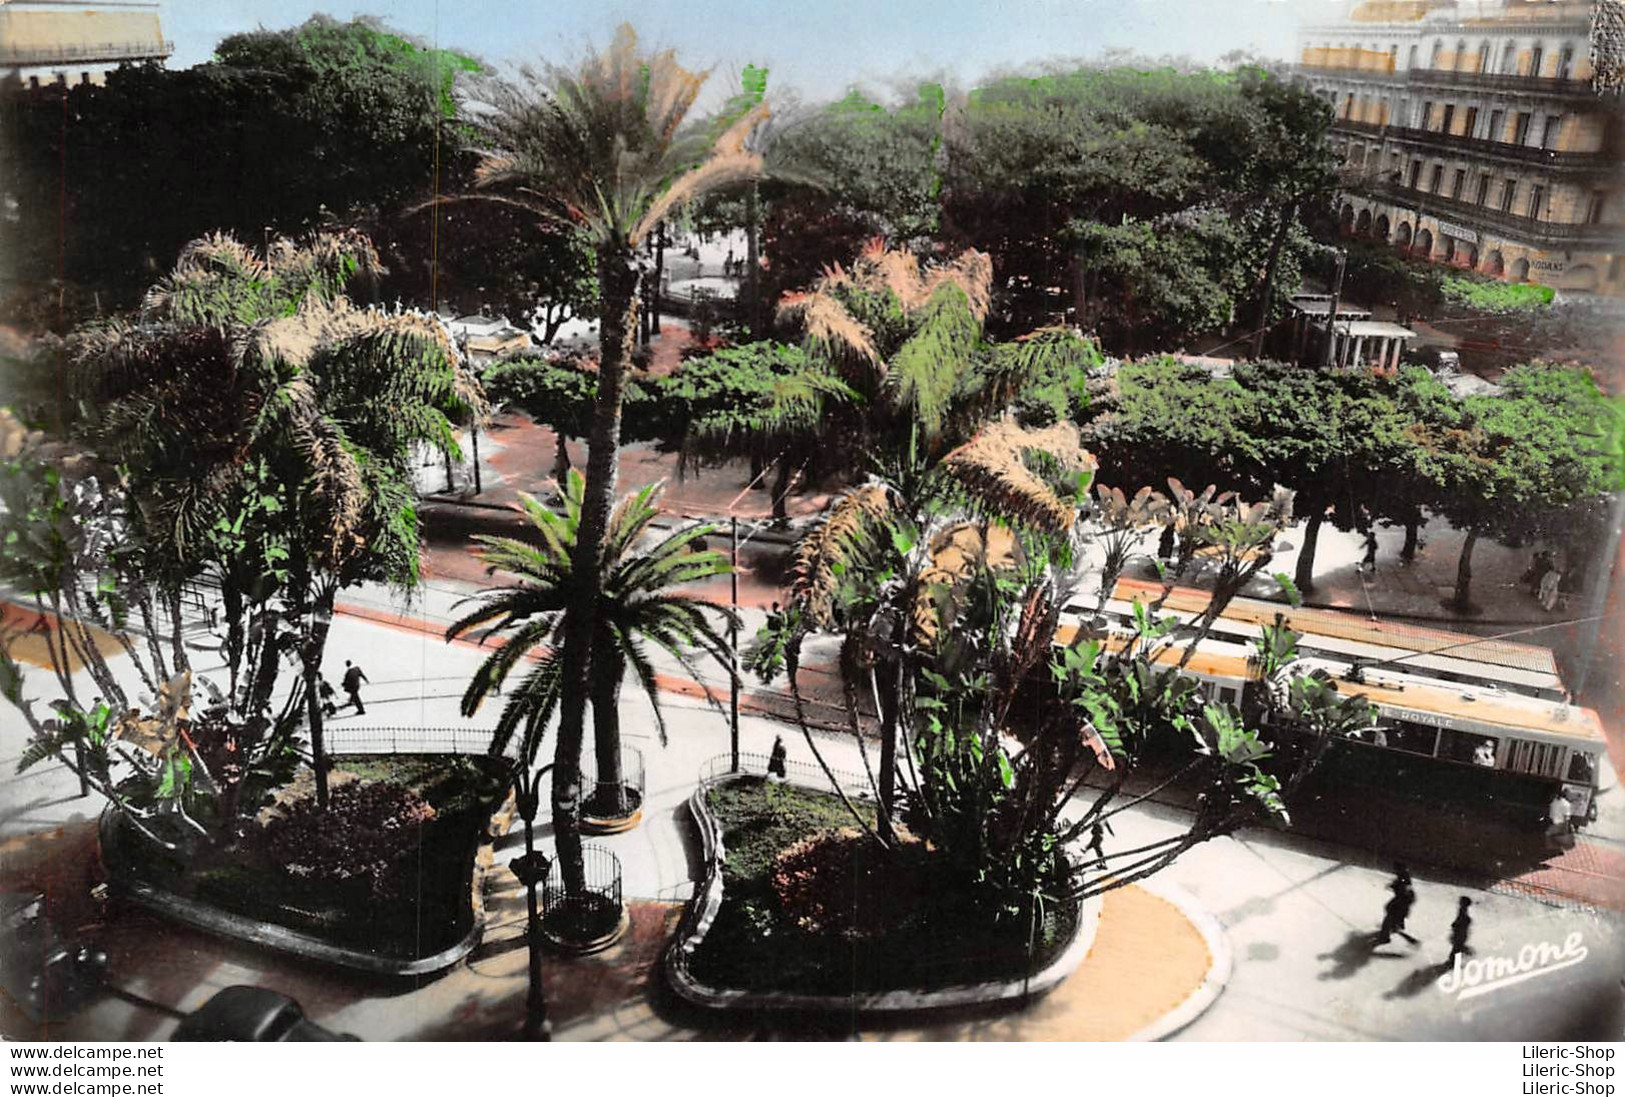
top-left (461, 25), bottom-right (769, 888)
top-left (447, 471), bottom-right (736, 816)
top-left (71, 231), bottom-right (481, 807)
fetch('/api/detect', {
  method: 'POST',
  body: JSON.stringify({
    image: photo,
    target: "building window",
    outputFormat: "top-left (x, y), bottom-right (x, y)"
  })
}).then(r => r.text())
top-left (1430, 164), bottom-right (1444, 193)
top-left (1501, 42), bottom-right (1518, 74)
top-left (1420, 100), bottom-right (1434, 128)
top-left (1409, 159), bottom-right (1423, 188)
top-left (1451, 169), bottom-right (1466, 199)
top-left (1430, 40), bottom-right (1443, 68)
top-left (1513, 111), bottom-right (1532, 146)
top-left (1528, 185), bottom-right (1545, 220)
top-left (1388, 45), bottom-right (1398, 71)
top-left (1610, 256), bottom-right (1624, 283)
top-left (1529, 45), bottom-right (1544, 78)
top-left (1408, 44), bottom-right (1419, 70)
top-left (1557, 44), bottom-right (1574, 79)
top-left (1586, 191), bottom-right (1607, 224)
top-left (1454, 39), bottom-right (1467, 70)
top-left (1464, 106), bottom-right (1478, 138)
top-left (1487, 109), bottom-right (1504, 142)
top-left (1475, 174), bottom-right (1491, 206)
top-left (1440, 104), bottom-right (1455, 133)
top-left (1478, 40), bottom-right (1491, 73)
top-left (1541, 114), bottom-right (1563, 149)
top-left (1501, 179), bottom-right (1518, 212)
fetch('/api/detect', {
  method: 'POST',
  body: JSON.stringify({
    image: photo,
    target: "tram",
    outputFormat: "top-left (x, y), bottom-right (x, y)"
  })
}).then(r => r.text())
top-left (1099, 578), bottom-right (1568, 701)
top-left (1057, 583), bottom-right (1608, 828)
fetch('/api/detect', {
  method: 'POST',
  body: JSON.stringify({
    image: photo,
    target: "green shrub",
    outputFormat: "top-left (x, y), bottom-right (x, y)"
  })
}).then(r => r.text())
top-left (1441, 275), bottom-right (1555, 312)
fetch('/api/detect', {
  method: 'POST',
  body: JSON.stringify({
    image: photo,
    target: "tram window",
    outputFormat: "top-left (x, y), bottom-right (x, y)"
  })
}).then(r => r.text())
top-left (1438, 729), bottom-right (1498, 766)
top-left (1507, 739), bottom-right (1564, 778)
top-left (1567, 752), bottom-right (1595, 783)
top-left (1385, 721), bottom-right (1437, 756)
top-left (1217, 686), bottom-right (1238, 705)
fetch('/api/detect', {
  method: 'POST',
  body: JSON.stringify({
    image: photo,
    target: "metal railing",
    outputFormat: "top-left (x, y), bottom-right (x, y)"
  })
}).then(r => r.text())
top-left (1406, 67), bottom-right (1593, 98)
top-left (540, 844), bottom-right (623, 922)
top-left (1353, 123), bottom-right (1621, 172)
top-left (323, 724), bottom-right (512, 758)
top-left (700, 751), bottom-right (876, 799)
top-left (585, 744), bottom-right (645, 815)
top-left (1299, 63), bottom-right (1594, 97)
top-left (1351, 179), bottom-right (1625, 248)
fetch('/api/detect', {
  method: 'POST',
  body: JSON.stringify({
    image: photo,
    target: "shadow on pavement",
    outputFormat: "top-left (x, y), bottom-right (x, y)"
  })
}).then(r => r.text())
top-left (1384, 960), bottom-right (1452, 1000)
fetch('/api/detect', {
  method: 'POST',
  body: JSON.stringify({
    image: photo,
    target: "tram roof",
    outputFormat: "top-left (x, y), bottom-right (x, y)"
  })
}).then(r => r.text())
top-left (1091, 598), bottom-right (1565, 696)
top-left (1057, 623), bottom-right (1603, 748)
top-left (1109, 579), bottom-right (1562, 679)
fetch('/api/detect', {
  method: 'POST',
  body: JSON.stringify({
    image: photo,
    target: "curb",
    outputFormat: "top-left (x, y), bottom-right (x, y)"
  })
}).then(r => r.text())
top-left (99, 789), bottom-right (518, 980)
top-left (421, 495), bottom-right (518, 514)
top-left (664, 770), bottom-right (1103, 1016)
top-left (1123, 879), bottom-right (1234, 1042)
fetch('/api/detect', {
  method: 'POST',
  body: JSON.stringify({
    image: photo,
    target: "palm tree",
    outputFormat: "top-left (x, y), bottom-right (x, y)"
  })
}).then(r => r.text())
top-left (686, 243), bottom-right (1098, 518)
top-left (460, 25), bottom-right (769, 888)
top-left (447, 471), bottom-right (736, 819)
top-left (70, 231), bottom-right (481, 808)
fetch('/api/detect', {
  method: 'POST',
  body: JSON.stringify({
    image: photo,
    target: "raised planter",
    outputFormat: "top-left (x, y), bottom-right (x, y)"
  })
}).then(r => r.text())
top-left (664, 764), bottom-right (1102, 1016)
top-left (97, 756), bottom-right (515, 978)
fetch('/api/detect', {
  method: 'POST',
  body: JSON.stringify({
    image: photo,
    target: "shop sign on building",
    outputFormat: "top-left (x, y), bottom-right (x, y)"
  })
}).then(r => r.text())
top-left (1436, 221), bottom-right (1479, 243)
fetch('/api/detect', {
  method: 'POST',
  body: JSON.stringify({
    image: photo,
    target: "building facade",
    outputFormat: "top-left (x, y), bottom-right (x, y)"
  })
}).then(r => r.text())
top-left (1297, 0), bottom-right (1625, 297)
top-left (0, 0), bottom-right (170, 89)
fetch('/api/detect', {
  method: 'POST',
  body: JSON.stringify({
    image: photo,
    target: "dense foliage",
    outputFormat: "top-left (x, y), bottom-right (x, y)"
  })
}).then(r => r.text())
top-left (1084, 358), bottom-right (1622, 605)
top-left (1, 230), bottom-right (480, 836)
top-left (0, 17), bottom-right (481, 325)
top-left (259, 780), bottom-right (436, 899)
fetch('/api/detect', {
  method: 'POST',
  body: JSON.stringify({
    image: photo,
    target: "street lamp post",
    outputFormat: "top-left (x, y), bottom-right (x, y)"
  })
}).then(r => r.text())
top-left (1321, 247), bottom-right (1347, 368)
top-left (508, 762), bottom-right (555, 1041)
top-left (730, 516), bottom-right (740, 773)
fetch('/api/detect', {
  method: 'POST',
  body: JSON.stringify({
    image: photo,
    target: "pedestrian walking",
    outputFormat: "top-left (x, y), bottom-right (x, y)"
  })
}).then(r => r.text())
top-left (1087, 818), bottom-right (1114, 868)
top-left (1447, 896), bottom-right (1473, 962)
top-left (341, 660), bottom-right (369, 716)
top-left (318, 676), bottom-right (338, 719)
top-left (1361, 527), bottom-right (1379, 573)
top-left (1375, 864), bottom-right (1416, 945)
top-left (1546, 790), bottom-right (1574, 851)
top-left (1538, 568), bottom-right (1563, 612)
top-left (767, 734), bottom-right (788, 780)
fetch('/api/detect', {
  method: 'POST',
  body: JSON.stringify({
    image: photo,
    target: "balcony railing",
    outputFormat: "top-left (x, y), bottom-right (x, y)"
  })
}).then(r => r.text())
top-left (1406, 67), bottom-right (1593, 98)
top-left (1334, 121), bottom-right (1621, 174)
top-left (1351, 179), bottom-right (1625, 248)
top-left (1300, 63), bottom-right (1596, 100)
top-left (0, 40), bottom-right (173, 66)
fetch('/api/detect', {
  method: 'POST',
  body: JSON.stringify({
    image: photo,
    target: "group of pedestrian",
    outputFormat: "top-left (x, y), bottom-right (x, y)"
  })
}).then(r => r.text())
top-left (316, 660), bottom-right (370, 718)
top-left (1374, 863), bottom-right (1475, 963)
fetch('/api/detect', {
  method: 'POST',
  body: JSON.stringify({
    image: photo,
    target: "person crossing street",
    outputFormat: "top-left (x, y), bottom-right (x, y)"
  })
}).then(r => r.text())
top-left (341, 660), bottom-right (369, 716)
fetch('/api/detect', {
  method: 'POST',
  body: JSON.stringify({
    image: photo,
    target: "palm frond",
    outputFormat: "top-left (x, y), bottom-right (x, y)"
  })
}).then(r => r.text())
top-left (940, 419), bottom-right (1096, 535)
top-left (886, 280), bottom-right (981, 440)
top-left (779, 289), bottom-right (881, 368)
top-left (791, 483), bottom-right (894, 628)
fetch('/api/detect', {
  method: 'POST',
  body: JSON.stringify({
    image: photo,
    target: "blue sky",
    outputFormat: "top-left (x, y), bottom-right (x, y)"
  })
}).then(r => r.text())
top-left (167, 0), bottom-right (1354, 103)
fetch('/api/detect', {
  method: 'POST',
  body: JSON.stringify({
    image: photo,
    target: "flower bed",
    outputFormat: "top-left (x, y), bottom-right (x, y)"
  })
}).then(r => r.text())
top-left (679, 776), bottom-right (1082, 1000)
top-left (102, 754), bottom-right (509, 968)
